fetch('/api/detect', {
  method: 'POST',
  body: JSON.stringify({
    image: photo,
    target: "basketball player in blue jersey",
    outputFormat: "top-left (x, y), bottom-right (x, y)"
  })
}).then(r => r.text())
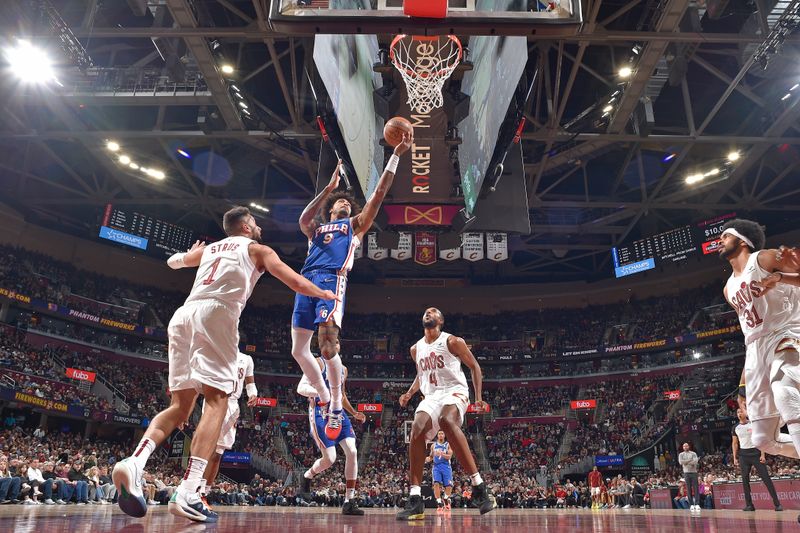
top-left (297, 356), bottom-right (365, 515)
top-left (426, 430), bottom-right (454, 511)
top-left (292, 132), bottom-right (413, 441)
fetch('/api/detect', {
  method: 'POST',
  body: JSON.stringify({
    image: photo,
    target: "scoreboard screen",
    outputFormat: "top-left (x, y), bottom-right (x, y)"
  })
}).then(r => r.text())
top-left (98, 204), bottom-right (197, 258)
top-left (612, 213), bottom-right (736, 278)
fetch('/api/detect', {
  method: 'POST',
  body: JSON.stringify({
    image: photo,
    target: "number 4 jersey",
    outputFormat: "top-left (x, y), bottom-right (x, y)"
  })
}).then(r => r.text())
top-left (184, 236), bottom-right (263, 316)
top-left (725, 250), bottom-right (800, 345)
top-left (414, 332), bottom-right (469, 397)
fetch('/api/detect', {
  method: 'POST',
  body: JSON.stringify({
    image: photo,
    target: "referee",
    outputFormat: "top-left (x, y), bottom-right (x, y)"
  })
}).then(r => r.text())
top-left (732, 406), bottom-right (783, 512)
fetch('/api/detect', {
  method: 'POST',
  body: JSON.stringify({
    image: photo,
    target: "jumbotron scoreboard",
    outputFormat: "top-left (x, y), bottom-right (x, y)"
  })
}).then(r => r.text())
top-left (98, 204), bottom-right (198, 259)
top-left (612, 213), bottom-right (736, 278)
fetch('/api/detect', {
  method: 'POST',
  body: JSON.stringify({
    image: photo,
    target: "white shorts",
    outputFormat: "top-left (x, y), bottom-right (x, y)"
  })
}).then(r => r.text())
top-left (415, 388), bottom-right (469, 441)
top-left (745, 328), bottom-right (800, 422)
top-left (168, 300), bottom-right (240, 395)
top-left (591, 487), bottom-right (601, 496)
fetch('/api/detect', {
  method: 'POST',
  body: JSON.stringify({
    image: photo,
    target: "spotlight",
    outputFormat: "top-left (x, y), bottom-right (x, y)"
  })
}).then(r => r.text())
top-left (106, 141), bottom-right (120, 152)
top-left (4, 40), bottom-right (57, 84)
top-left (129, 162), bottom-right (139, 170)
top-left (238, 101), bottom-right (248, 109)
top-left (618, 66), bottom-right (633, 78)
top-left (726, 151), bottom-right (740, 162)
top-left (221, 64), bottom-right (234, 75)
top-left (663, 153), bottom-right (677, 162)
top-left (692, 351), bottom-right (702, 360)
top-left (150, 169), bottom-right (166, 180)
top-left (782, 93), bottom-right (791, 101)
top-left (685, 174), bottom-right (703, 184)
top-left (602, 105), bottom-right (613, 113)
top-left (119, 155), bottom-right (131, 165)
top-left (177, 149), bottom-right (191, 158)
top-left (230, 84), bottom-right (241, 92)
top-left (703, 168), bottom-right (720, 177)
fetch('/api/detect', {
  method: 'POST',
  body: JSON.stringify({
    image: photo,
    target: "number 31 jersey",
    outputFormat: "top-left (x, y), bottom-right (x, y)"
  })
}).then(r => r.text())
top-left (184, 236), bottom-right (263, 316)
top-left (414, 332), bottom-right (469, 397)
top-left (725, 250), bottom-right (800, 345)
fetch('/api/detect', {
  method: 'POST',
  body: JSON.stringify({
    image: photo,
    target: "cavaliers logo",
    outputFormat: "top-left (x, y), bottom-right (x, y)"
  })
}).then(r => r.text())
top-left (415, 231), bottom-right (437, 266)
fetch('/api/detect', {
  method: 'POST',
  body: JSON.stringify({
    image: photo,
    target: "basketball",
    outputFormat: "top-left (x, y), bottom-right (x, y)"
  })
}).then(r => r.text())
top-left (383, 116), bottom-right (414, 147)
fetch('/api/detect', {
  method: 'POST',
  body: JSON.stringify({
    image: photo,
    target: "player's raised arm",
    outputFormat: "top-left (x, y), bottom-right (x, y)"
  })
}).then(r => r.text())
top-left (752, 248), bottom-right (800, 293)
top-left (249, 243), bottom-right (338, 300)
top-left (299, 160), bottom-right (342, 240)
top-left (351, 134), bottom-right (413, 237)
top-left (167, 240), bottom-right (206, 269)
top-left (447, 336), bottom-right (485, 410)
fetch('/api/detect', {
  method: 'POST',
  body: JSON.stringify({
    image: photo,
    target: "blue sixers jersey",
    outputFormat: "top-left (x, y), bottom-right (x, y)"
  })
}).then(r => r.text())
top-left (433, 441), bottom-right (450, 466)
top-left (302, 218), bottom-right (360, 274)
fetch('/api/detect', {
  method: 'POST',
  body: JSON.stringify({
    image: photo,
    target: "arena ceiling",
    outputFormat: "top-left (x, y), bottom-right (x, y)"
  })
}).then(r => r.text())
top-left (0, 0), bottom-right (799, 284)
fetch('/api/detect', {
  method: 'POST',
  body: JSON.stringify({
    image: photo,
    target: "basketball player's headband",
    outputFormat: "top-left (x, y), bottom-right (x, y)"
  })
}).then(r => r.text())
top-left (721, 228), bottom-right (754, 249)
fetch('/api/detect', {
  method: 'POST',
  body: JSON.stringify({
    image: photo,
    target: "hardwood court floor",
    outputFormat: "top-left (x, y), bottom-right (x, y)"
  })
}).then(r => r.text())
top-left (0, 505), bottom-right (796, 532)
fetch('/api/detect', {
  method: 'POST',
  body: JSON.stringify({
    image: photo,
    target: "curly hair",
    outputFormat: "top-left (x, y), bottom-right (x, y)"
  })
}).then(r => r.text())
top-left (721, 218), bottom-right (766, 252)
top-left (321, 191), bottom-right (362, 222)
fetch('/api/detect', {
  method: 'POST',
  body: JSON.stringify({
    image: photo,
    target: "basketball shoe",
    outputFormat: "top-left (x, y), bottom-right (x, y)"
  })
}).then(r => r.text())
top-left (342, 499), bottom-right (364, 516)
top-left (112, 458), bottom-right (147, 518)
top-left (396, 495), bottom-right (425, 520)
top-left (471, 483), bottom-right (497, 515)
top-left (325, 410), bottom-right (343, 440)
top-left (444, 497), bottom-right (451, 510)
top-left (168, 490), bottom-right (218, 523)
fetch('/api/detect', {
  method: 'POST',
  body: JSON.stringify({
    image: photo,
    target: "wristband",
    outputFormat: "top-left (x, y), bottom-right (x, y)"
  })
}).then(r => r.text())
top-left (167, 252), bottom-right (187, 270)
top-left (385, 154), bottom-right (400, 175)
top-left (246, 382), bottom-right (258, 399)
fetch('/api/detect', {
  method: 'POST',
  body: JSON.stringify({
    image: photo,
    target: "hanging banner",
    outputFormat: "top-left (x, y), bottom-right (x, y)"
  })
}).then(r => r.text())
top-left (391, 232), bottom-right (413, 261)
top-left (367, 233), bottom-right (388, 260)
top-left (486, 232), bottom-right (508, 262)
top-left (462, 233), bottom-right (484, 262)
top-left (354, 237), bottom-right (364, 260)
top-left (414, 232), bottom-right (437, 266)
top-left (440, 246), bottom-right (461, 261)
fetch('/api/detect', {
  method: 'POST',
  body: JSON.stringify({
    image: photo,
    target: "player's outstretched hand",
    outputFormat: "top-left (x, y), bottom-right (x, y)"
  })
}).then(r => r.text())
top-left (354, 412), bottom-right (366, 423)
top-left (777, 245), bottom-right (800, 271)
top-left (393, 132), bottom-right (413, 157)
top-left (399, 392), bottom-right (412, 407)
top-left (188, 240), bottom-right (205, 253)
top-left (326, 160), bottom-right (342, 192)
top-left (247, 396), bottom-right (259, 407)
top-left (752, 272), bottom-right (782, 295)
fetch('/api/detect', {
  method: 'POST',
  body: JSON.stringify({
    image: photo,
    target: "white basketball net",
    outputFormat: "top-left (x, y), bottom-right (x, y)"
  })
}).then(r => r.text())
top-left (390, 35), bottom-right (462, 115)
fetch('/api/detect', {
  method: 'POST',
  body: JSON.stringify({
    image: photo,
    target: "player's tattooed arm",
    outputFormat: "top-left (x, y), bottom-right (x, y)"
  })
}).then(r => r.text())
top-left (299, 160), bottom-right (342, 240)
top-left (351, 133), bottom-right (414, 237)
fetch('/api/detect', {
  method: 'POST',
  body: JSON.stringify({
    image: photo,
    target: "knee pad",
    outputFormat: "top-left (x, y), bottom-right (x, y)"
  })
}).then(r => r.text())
top-left (771, 379), bottom-right (800, 424)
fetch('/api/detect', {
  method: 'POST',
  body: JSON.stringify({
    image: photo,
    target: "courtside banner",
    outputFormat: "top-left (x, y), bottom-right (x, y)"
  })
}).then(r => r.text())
top-left (570, 399), bottom-right (597, 409)
top-left (66, 368), bottom-right (96, 383)
top-left (357, 403), bottom-right (383, 413)
top-left (664, 390), bottom-right (681, 400)
top-left (255, 397), bottom-right (278, 408)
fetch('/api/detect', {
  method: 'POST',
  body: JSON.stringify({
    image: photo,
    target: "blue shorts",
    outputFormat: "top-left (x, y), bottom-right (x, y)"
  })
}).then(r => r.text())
top-left (432, 463), bottom-right (453, 487)
top-left (309, 404), bottom-right (355, 450)
top-left (292, 270), bottom-right (347, 330)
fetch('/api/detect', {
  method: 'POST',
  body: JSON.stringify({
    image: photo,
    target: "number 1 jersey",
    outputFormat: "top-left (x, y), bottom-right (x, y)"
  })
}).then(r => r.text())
top-left (184, 236), bottom-right (263, 316)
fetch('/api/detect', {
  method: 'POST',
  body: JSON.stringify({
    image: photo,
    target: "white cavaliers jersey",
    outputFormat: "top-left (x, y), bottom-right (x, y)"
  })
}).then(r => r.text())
top-left (184, 236), bottom-right (263, 315)
top-left (414, 332), bottom-right (469, 397)
top-left (230, 352), bottom-right (255, 402)
top-left (725, 251), bottom-right (800, 345)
